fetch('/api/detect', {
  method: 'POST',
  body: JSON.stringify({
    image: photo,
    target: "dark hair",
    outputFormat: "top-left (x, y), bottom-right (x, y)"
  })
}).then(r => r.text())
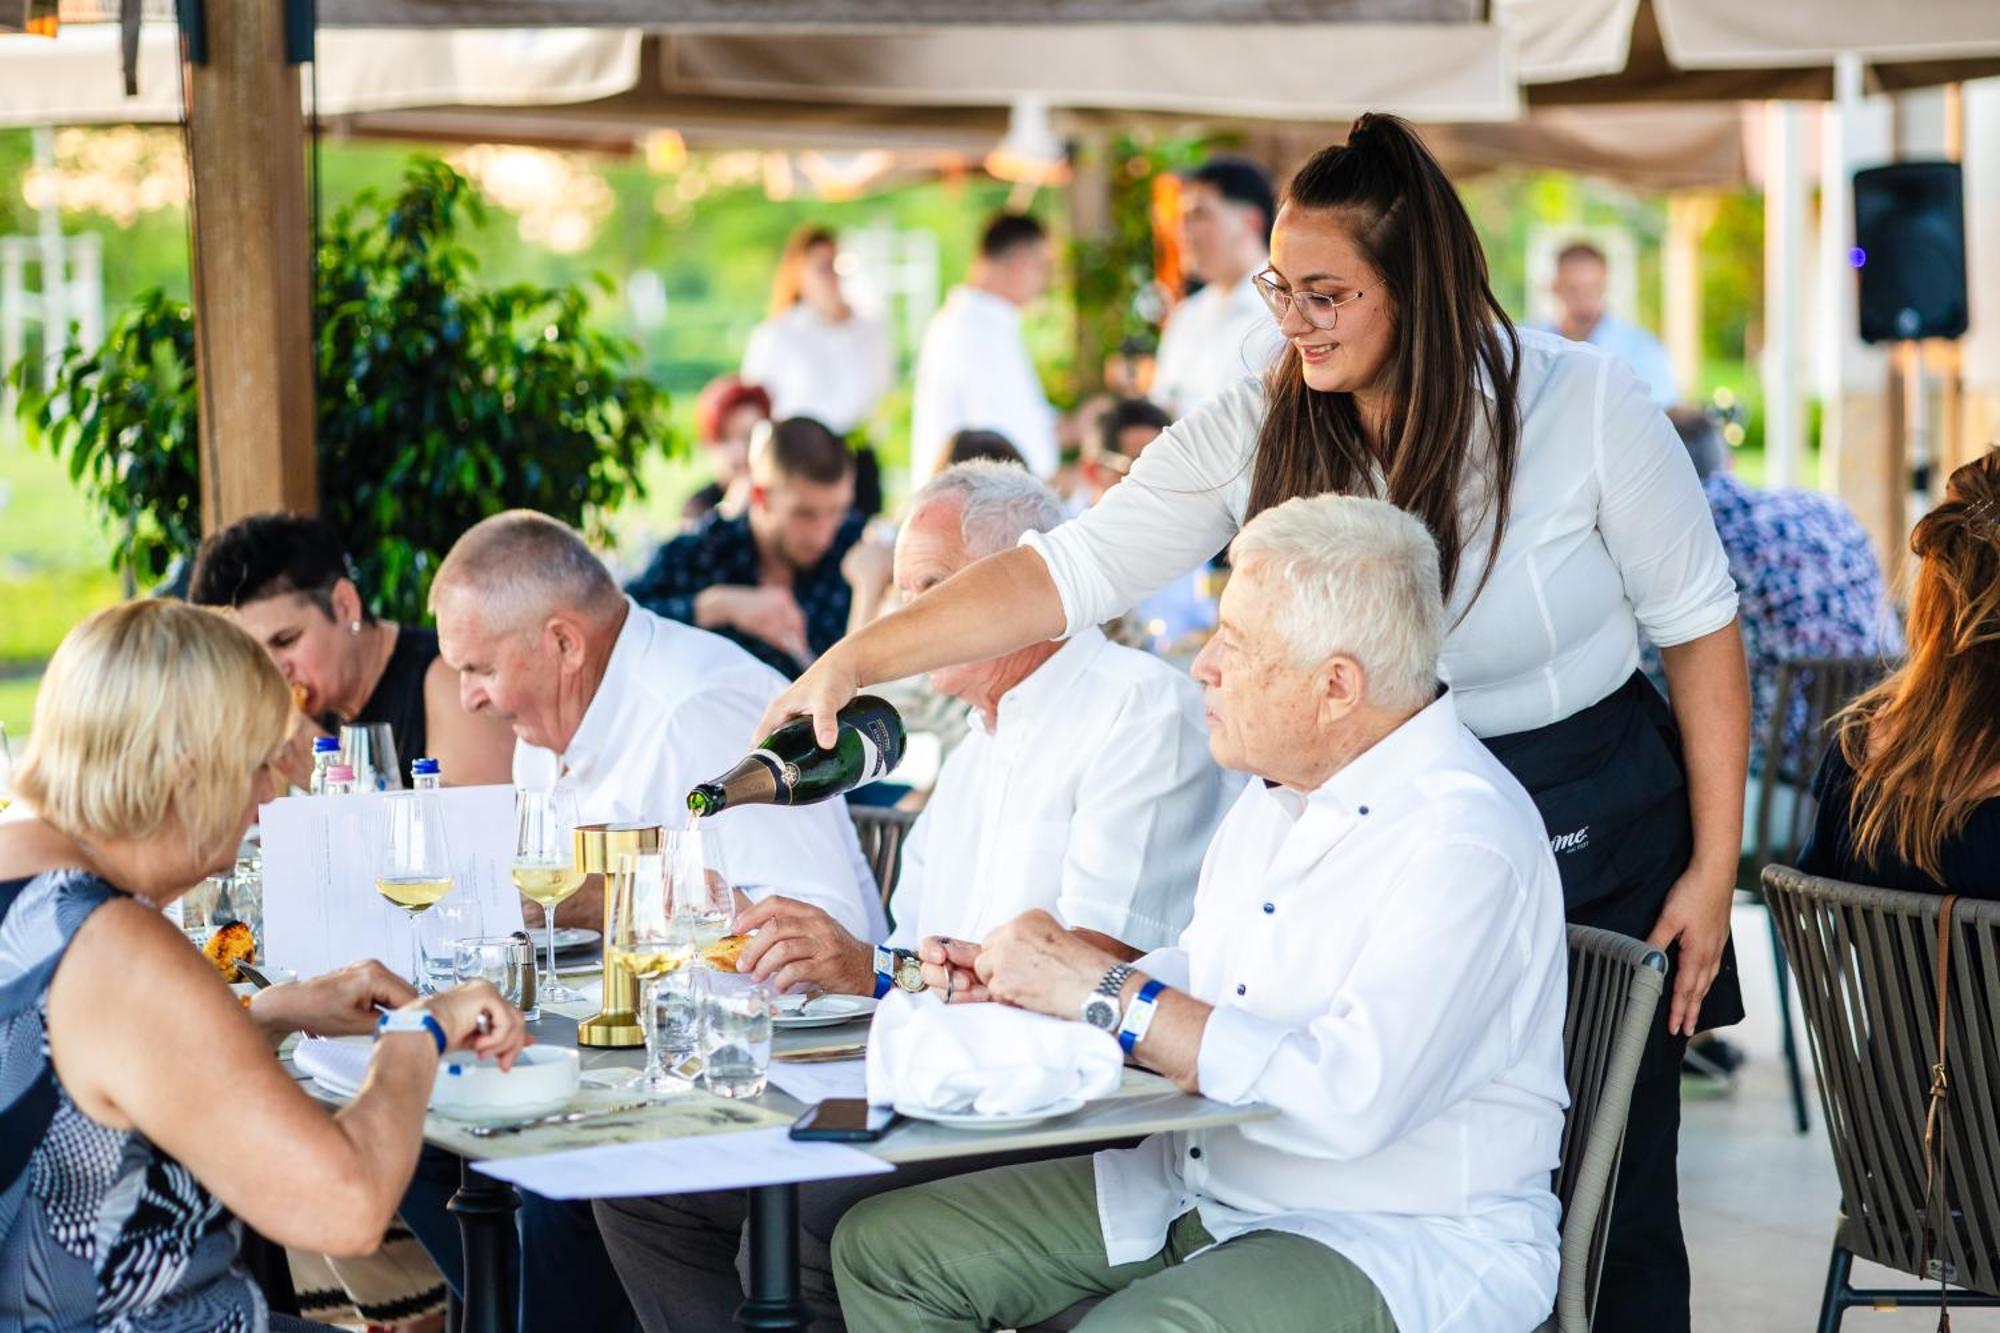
top-left (1101, 398), bottom-right (1173, 458)
top-left (944, 429), bottom-right (1027, 472)
top-left (770, 224), bottom-right (838, 316)
top-left (763, 417), bottom-right (857, 486)
top-left (189, 512), bottom-right (371, 622)
top-left (1249, 112), bottom-right (1521, 603)
top-left (980, 212), bottom-right (1048, 260)
top-left (1668, 409), bottom-right (1726, 482)
top-left (1556, 240), bottom-right (1608, 270)
top-left (1187, 156), bottom-right (1277, 246)
top-left (694, 375), bottom-right (772, 446)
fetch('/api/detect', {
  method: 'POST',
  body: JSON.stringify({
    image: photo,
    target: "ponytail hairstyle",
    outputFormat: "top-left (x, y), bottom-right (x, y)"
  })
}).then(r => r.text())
top-left (769, 224), bottom-right (839, 317)
top-left (1249, 113), bottom-right (1521, 604)
top-left (1834, 449), bottom-right (2000, 882)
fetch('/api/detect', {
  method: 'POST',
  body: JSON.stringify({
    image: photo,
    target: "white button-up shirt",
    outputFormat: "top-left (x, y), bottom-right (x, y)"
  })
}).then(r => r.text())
top-left (910, 285), bottom-right (1059, 482)
top-left (1025, 328), bottom-right (1737, 738)
top-left (513, 600), bottom-right (885, 942)
top-left (741, 304), bottom-right (893, 435)
top-left (1151, 266), bottom-right (1285, 416)
top-left (1094, 690), bottom-right (1569, 1333)
top-left (885, 628), bottom-right (1238, 953)
top-left (1557, 313), bottom-right (1678, 408)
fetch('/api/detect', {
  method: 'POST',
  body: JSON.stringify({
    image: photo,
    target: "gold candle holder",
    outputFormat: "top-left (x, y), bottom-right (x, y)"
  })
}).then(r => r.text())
top-left (573, 820), bottom-right (660, 1048)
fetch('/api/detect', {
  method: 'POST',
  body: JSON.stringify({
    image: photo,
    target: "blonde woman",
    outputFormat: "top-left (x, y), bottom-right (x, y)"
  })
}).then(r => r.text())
top-left (0, 600), bottom-right (527, 1332)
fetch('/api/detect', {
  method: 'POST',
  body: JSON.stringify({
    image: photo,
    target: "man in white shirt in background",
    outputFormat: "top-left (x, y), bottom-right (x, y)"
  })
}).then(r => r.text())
top-left (1151, 156), bottom-right (1286, 417)
top-left (1547, 239), bottom-right (1679, 408)
top-left (835, 494), bottom-right (1570, 1333)
top-left (591, 461), bottom-right (1236, 1333)
top-left (429, 509), bottom-right (883, 942)
top-left (910, 213), bottom-right (1059, 482)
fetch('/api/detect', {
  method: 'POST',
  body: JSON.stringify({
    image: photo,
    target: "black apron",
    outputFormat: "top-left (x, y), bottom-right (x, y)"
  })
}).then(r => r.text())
top-left (1481, 670), bottom-right (1743, 1044)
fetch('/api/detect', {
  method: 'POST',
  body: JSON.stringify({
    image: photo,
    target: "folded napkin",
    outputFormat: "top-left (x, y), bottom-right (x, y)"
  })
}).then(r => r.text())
top-left (865, 991), bottom-right (1122, 1116)
top-left (294, 1035), bottom-right (375, 1098)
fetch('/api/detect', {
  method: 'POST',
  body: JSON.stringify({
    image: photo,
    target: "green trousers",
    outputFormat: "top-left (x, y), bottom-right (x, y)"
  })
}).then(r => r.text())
top-left (830, 1156), bottom-right (1398, 1333)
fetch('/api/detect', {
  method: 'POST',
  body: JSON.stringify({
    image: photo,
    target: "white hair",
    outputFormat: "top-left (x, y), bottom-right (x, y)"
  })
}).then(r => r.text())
top-left (1229, 494), bottom-right (1444, 712)
top-left (429, 509), bottom-right (623, 631)
top-left (908, 460), bottom-right (1066, 560)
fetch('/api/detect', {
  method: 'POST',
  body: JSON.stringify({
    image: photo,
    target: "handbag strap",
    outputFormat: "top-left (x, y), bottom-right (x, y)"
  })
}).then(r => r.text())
top-left (1922, 894), bottom-right (1959, 1332)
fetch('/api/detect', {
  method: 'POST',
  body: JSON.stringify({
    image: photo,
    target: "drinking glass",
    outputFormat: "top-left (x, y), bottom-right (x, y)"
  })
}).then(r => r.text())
top-left (0, 720), bottom-right (14, 813)
top-left (666, 827), bottom-right (733, 958)
top-left (375, 791), bottom-right (454, 985)
top-left (611, 850), bottom-right (697, 1093)
top-left (511, 787), bottom-right (585, 1003)
top-left (420, 890), bottom-right (488, 994)
top-left (453, 935), bottom-right (535, 1019)
top-left (699, 973), bottom-right (775, 1099)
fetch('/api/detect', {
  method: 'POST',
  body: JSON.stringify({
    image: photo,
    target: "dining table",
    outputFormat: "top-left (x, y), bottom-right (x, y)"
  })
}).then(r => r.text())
top-left (288, 974), bottom-right (1275, 1333)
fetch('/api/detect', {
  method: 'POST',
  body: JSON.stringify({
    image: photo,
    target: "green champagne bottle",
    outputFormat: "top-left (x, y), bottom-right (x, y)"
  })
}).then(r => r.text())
top-left (687, 696), bottom-right (906, 817)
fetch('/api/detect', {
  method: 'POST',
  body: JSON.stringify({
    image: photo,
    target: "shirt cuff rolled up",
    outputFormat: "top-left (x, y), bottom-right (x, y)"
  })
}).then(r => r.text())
top-left (1017, 529), bottom-right (1090, 639)
top-left (1195, 1003), bottom-right (1292, 1105)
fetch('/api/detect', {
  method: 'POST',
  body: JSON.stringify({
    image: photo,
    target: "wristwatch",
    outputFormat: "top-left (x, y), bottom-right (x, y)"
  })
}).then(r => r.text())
top-left (872, 945), bottom-right (926, 998)
top-left (1080, 964), bottom-right (1135, 1032)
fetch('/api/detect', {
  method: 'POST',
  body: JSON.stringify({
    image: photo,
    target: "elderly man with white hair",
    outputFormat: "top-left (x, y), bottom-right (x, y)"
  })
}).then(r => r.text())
top-left (428, 509), bottom-right (883, 942)
top-left (831, 494), bottom-right (1571, 1333)
top-left (592, 461), bottom-right (1236, 1333)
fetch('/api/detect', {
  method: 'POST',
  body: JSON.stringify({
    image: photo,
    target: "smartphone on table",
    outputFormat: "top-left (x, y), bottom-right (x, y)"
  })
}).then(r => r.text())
top-left (790, 1098), bottom-right (898, 1142)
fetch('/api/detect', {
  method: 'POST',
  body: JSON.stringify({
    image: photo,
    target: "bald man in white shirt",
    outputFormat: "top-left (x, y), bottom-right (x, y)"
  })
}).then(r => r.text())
top-left (835, 494), bottom-right (1570, 1333)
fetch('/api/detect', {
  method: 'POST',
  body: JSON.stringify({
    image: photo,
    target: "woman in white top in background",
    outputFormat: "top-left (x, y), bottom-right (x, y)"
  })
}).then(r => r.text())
top-left (741, 225), bottom-right (894, 437)
top-left (766, 113), bottom-right (1748, 1333)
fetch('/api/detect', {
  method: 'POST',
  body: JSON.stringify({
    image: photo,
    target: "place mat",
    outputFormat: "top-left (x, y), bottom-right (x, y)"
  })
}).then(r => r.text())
top-left (426, 1081), bottom-right (792, 1161)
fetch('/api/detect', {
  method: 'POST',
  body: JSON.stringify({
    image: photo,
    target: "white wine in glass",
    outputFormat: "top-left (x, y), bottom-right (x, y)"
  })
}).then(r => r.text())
top-left (611, 850), bottom-right (698, 1092)
top-left (375, 792), bottom-right (454, 986)
top-left (512, 786), bottom-right (585, 1004)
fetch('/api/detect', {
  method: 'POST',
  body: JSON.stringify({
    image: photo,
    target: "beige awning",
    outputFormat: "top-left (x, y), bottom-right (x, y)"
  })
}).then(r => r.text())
top-left (0, 23), bottom-right (641, 125)
top-left (310, 0), bottom-right (1481, 27)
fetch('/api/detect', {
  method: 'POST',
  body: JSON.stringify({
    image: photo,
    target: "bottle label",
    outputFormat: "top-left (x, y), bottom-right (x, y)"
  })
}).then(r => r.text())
top-left (751, 748), bottom-right (799, 799)
top-left (855, 722), bottom-right (887, 781)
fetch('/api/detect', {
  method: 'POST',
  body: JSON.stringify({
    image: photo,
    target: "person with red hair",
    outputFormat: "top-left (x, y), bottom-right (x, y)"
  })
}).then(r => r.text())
top-left (683, 375), bottom-right (773, 524)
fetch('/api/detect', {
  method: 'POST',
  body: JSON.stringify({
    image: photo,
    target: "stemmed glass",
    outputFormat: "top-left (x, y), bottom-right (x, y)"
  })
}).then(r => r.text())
top-left (611, 849), bottom-right (697, 1094)
top-left (0, 720), bottom-right (14, 813)
top-left (510, 787), bottom-right (585, 1004)
top-left (669, 827), bottom-right (734, 960)
top-left (374, 791), bottom-right (454, 985)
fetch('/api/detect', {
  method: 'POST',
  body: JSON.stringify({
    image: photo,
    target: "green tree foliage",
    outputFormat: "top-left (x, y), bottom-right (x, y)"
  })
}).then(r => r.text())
top-left (10, 157), bottom-right (671, 621)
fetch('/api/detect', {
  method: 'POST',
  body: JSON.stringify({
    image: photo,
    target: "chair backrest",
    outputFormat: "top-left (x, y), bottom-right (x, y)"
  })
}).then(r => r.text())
top-left (848, 805), bottom-right (918, 911)
top-left (1554, 925), bottom-right (1666, 1332)
top-left (1747, 656), bottom-right (1893, 870)
top-left (1762, 865), bottom-right (2000, 1297)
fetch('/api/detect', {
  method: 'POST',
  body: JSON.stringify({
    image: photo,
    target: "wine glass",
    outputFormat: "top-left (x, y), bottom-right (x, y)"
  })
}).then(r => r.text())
top-left (511, 787), bottom-right (585, 1004)
top-left (611, 849), bottom-right (699, 1093)
top-left (0, 721), bottom-right (14, 814)
top-left (668, 827), bottom-right (734, 957)
top-left (375, 791), bottom-right (454, 985)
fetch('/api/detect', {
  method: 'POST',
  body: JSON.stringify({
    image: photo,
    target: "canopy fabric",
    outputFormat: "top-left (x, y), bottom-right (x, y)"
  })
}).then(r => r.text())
top-left (1656, 0), bottom-right (2000, 68)
top-left (312, 0), bottom-right (1480, 27)
top-left (0, 23), bottom-right (641, 125)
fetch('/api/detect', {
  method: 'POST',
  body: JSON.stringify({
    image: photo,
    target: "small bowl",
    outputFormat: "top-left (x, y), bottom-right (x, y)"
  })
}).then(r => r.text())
top-left (429, 1045), bottom-right (580, 1124)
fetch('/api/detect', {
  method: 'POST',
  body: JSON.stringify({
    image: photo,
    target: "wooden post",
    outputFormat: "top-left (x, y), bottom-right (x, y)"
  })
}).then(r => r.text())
top-left (1662, 192), bottom-right (1712, 406)
top-left (185, 0), bottom-right (317, 530)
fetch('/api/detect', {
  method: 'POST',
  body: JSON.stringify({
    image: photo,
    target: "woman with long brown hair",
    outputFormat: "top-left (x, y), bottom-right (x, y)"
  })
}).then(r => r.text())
top-left (1802, 450), bottom-right (2000, 895)
top-left (764, 114), bottom-right (1748, 1331)
top-left (742, 224), bottom-right (893, 437)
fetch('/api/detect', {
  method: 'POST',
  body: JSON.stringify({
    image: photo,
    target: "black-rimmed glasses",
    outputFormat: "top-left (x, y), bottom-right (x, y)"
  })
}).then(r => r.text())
top-left (1253, 268), bottom-right (1376, 331)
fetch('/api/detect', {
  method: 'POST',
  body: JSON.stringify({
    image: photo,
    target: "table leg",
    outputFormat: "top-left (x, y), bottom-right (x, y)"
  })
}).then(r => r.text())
top-left (448, 1157), bottom-right (519, 1333)
top-left (737, 1183), bottom-right (811, 1332)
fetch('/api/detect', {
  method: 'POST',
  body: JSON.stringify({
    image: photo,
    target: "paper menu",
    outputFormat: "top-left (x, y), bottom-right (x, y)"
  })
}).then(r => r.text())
top-left (260, 784), bottom-right (525, 983)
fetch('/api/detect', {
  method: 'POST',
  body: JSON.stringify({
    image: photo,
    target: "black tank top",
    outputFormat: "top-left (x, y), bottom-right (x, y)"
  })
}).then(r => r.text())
top-left (356, 625), bottom-right (439, 781)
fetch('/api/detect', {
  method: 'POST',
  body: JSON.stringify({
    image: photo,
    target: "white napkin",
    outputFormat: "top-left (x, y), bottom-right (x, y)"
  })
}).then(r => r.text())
top-left (294, 1035), bottom-right (375, 1097)
top-left (865, 991), bottom-right (1122, 1116)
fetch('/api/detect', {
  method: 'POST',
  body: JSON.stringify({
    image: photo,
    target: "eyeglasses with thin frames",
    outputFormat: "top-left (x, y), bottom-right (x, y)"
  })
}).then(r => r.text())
top-left (1252, 268), bottom-right (1377, 332)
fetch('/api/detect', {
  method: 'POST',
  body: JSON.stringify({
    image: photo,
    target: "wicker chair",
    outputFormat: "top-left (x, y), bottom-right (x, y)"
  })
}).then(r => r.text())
top-left (1026, 926), bottom-right (1662, 1333)
top-left (1741, 656), bottom-right (1895, 1133)
top-left (1762, 866), bottom-right (2000, 1331)
top-left (848, 805), bottom-right (917, 914)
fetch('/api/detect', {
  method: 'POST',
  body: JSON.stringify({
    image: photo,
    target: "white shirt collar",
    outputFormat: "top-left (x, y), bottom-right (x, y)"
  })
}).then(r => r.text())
top-left (968, 627), bottom-right (1109, 739)
top-left (951, 284), bottom-right (1022, 328)
top-left (558, 597), bottom-right (648, 778)
top-left (1269, 687), bottom-right (1459, 823)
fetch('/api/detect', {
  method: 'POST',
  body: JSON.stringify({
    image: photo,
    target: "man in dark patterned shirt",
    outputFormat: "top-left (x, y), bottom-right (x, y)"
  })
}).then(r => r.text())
top-left (627, 416), bottom-right (864, 679)
top-left (1668, 410), bottom-right (1903, 778)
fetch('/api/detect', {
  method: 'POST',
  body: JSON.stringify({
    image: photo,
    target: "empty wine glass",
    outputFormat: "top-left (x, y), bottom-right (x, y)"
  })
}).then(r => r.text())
top-left (375, 791), bottom-right (454, 985)
top-left (511, 787), bottom-right (585, 1004)
top-left (666, 827), bottom-right (733, 957)
top-left (611, 849), bottom-right (699, 1094)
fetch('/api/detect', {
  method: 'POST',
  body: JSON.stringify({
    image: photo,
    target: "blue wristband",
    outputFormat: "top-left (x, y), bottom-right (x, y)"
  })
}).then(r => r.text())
top-left (1117, 979), bottom-right (1167, 1055)
top-left (872, 946), bottom-right (895, 999)
top-left (376, 1008), bottom-right (447, 1055)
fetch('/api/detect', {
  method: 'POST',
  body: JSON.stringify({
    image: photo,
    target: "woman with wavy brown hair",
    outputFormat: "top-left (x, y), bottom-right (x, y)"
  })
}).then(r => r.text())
top-left (760, 113), bottom-right (1748, 1333)
top-left (1802, 450), bottom-right (2000, 895)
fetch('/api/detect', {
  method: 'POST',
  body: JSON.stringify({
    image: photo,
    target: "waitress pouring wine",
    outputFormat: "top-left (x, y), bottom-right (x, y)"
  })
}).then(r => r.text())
top-left (763, 113), bottom-right (1747, 1333)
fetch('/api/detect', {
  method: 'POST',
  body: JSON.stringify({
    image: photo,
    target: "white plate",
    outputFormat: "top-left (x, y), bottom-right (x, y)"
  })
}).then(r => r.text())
top-left (893, 1096), bottom-right (1086, 1131)
top-left (550, 927), bottom-right (601, 955)
top-left (773, 994), bottom-right (877, 1029)
top-left (430, 1046), bottom-right (581, 1124)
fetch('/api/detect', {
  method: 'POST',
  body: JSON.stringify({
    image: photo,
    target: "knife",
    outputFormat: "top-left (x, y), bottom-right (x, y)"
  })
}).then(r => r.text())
top-left (465, 1100), bottom-right (654, 1137)
top-left (774, 1044), bottom-right (866, 1064)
